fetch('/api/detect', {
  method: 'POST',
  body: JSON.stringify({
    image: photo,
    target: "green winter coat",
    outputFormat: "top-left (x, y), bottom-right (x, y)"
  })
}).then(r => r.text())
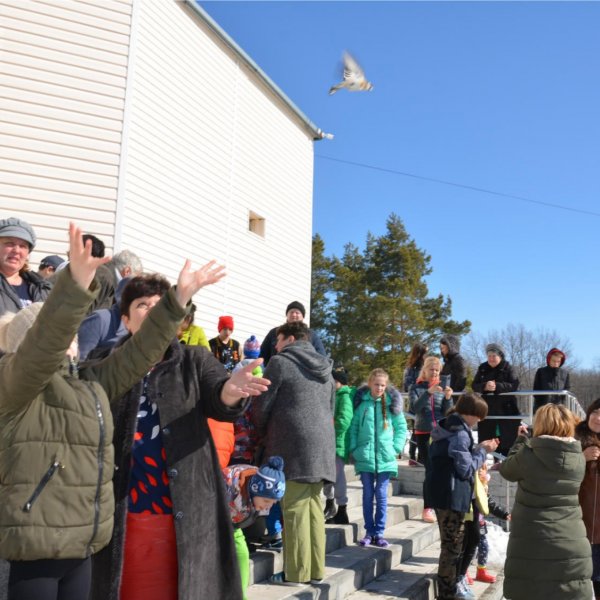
top-left (334, 385), bottom-right (354, 461)
top-left (500, 435), bottom-right (593, 600)
top-left (349, 392), bottom-right (407, 476)
top-left (0, 269), bottom-right (186, 561)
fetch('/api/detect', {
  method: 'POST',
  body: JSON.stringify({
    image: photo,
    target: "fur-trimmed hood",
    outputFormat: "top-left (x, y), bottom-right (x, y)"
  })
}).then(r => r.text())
top-left (353, 383), bottom-right (403, 415)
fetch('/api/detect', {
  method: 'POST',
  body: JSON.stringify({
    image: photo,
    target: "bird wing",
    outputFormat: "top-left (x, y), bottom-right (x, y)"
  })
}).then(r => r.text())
top-left (342, 52), bottom-right (366, 84)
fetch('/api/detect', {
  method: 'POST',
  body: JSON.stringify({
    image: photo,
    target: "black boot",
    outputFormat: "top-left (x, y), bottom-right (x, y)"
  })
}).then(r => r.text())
top-left (332, 504), bottom-right (349, 524)
top-left (324, 498), bottom-right (336, 521)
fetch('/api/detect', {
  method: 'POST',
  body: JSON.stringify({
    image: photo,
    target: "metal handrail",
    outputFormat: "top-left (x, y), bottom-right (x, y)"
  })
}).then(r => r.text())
top-left (401, 390), bottom-right (586, 528)
top-left (402, 389), bottom-right (585, 425)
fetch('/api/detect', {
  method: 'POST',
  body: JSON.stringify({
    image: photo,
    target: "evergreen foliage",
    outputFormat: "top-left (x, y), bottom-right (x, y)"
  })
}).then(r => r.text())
top-left (311, 214), bottom-right (471, 385)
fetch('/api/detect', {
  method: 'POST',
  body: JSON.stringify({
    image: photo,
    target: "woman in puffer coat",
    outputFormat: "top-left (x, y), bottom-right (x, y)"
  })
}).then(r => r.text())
top-left (500, 404), bottom-right (592, 600)
top-left (575, 397), bottom-right (600, 600)
top-left (0, 224), bottom-right (222, 600)
top-left (349, 368), bottom-right (407, 548)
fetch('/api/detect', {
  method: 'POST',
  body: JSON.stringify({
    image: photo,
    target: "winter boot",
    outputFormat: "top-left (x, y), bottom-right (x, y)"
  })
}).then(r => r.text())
top-left (475, 567), bottom-right (496, 583)
top-left (323, 498), bottom-right (336, 521)
top-left (329, 504), bottom-right (349, 524)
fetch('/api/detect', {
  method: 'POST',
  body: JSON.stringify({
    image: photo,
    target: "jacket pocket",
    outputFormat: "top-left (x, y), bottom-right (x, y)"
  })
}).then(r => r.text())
top-left (22, 459), bottom-right (63, 513)
top-left (352, 442), bottom-right (372, 466)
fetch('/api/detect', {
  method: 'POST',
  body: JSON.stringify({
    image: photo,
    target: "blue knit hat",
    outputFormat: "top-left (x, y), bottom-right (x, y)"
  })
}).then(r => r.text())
top-left (243, 335), bottom-right (261, 359)
top-left (249, 456), bottom-right (286, 500)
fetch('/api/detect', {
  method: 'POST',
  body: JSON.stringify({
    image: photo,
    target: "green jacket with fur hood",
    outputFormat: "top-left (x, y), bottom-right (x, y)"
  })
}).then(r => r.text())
top-left (0, 269), bottom-right (186, 561)
top-left (349, 391), bottom-right (407, 476)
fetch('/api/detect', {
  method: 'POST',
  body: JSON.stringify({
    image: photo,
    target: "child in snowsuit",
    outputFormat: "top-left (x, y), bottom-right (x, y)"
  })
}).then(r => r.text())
top-left (223, 456), bottom-right (286, 599)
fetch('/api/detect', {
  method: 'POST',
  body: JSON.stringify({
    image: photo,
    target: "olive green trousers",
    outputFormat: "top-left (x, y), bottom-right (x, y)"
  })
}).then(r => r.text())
top-left (281, 480), bottom-right (326, 583)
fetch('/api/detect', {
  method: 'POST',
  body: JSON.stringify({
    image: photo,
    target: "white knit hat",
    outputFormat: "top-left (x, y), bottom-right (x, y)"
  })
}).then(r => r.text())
top-left (0, 303), bottom-right (44, 353)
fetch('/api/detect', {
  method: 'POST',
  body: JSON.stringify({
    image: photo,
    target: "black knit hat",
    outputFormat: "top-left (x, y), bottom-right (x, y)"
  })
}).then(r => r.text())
top-left (285, 301), bottom-right (305, 318)
top-left (332, 366), bottom-right (348, 386)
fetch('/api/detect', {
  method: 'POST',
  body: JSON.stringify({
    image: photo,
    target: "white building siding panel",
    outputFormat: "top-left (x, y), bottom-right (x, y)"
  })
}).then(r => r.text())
top-left (120, 0), bottom-right (315, 342)
top-left (0, 0), bottom-right (133, 264)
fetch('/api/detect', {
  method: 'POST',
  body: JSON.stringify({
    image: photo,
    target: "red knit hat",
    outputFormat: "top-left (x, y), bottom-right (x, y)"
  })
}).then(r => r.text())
top-left (218, 315), bottom-right (234, 332)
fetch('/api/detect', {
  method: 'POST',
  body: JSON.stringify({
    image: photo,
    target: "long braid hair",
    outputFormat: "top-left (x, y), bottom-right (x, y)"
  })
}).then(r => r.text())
top-left (369, 368), bottom-right (390, 429)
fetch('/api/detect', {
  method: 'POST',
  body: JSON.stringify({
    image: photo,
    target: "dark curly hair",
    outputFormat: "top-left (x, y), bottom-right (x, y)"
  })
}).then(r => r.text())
top-left (120, 274), bottom-right (171, 317)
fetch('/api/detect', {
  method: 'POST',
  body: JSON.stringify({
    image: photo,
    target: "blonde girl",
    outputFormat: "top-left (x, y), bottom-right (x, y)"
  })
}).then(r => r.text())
top-left (349, 369), bottom-right (407, 548)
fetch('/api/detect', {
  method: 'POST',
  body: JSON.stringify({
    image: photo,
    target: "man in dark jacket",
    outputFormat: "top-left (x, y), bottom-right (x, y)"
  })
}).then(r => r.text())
top-left (0, 217), bottom-right (51, 317)
top-left (252, 321), bottom-right (335, 585)
top-left (259, 301), bottom-right (326, 366)
top-left (440, 334), bottom-right (467, 392)
top-left (533, 348), bottom-right (571, 413)
top-left (77, 277), bottom-right (131, 360)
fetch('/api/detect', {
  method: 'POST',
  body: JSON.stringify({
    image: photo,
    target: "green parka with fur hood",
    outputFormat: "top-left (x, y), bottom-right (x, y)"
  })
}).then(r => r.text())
top-left (0, 269), bottom-right (186, 561)
top-left (349, 390), bottom-right (407, 476)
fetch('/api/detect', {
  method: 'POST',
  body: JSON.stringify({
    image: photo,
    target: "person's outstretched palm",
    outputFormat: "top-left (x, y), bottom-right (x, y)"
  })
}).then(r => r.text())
top-left (175, 259), bottom-right (226, 307)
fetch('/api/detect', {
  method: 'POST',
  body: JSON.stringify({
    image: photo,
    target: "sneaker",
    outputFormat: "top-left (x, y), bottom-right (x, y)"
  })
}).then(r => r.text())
top-left (261, 533), bottom-right (282, 552)
top-left (323, 498), bottom-right (337, 521)
top-left (408, 459), bottom-right (420, 466)
top-left (465, 572), bottom-right (474, 585)
top-left (268, 572), bottom-right (307, 587)
top-left (475, 567), bottom-right (496, 583)
top-left (310, 578), bottom-right (324, 584)
top-left (454, 577), bottom-right (475, 599)
top-left (374, 536), bottom-right (389, 548)
top-left (422, 508), bottom-right (436, 523)
top-left (358, 535), bottom-right (373, 546)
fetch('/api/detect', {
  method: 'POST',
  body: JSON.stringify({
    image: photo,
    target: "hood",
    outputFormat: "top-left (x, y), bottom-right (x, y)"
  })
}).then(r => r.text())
top-left (440, 334), bottom-right (460, 356)
top-left (546, 347), bottom-right (566, 367)
top-left (529, 435), bottom-right (582, 472)
top-left (278, 340), bottom-right (332, 382)
top-left (430, 412), bottom-right (466, 442)
top-left (353, 383), bottom-right (403, 414)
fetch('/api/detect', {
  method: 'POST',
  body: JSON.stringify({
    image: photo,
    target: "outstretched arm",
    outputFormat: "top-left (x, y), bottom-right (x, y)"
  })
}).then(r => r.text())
top-left (89, 260), bottom-right (226, 401)
top-left (0, 223), bottom-right (109, 415)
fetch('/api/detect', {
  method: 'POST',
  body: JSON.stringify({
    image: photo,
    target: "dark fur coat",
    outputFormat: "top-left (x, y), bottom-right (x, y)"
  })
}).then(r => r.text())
top-left (91, 340), bottom-right (247, 600)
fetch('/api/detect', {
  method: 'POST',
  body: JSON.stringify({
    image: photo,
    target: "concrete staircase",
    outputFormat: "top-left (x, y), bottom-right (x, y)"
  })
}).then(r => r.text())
top-left (246, 460), bottom-right (507, 599)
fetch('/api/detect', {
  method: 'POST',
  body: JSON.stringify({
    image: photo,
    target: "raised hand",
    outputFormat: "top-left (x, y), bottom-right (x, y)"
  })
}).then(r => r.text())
top-left (68, 222), bottom-right (111, 290)
top-left (221, 359), bottom-right (271, 406)
top-left (175, 259), bottom-right (226, 307)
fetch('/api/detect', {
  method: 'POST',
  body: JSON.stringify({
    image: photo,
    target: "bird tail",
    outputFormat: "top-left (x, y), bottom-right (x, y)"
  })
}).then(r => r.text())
top-left (328, 85), bottom-right (341, 95)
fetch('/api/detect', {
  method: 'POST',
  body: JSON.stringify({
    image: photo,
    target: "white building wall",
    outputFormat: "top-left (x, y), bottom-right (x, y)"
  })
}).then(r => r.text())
top-left (0, 0), bottom-right (317, 347)
top-left (120, 0), bottom-right (315, 342)
top-left (0, 0), bottom-right (134, 264)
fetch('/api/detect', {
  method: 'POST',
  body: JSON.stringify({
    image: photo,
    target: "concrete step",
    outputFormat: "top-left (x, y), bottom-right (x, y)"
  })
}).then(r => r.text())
top-left (346, 539), bottom-right (505, 600)
top-left (248, 495), bottom-right (424, 586)
top-left (247, 517), bottom-right (440, 599)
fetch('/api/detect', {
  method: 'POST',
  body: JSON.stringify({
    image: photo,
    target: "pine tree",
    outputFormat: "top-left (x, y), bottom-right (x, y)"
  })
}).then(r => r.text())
top-left (315, 213), bottom-right (471, 386)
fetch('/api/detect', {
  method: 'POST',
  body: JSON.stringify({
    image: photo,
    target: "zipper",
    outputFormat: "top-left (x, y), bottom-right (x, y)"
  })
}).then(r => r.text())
top-left (86, 383), bottom-right (106, 556)
top-left (22, 459), bottom-right (63, 512)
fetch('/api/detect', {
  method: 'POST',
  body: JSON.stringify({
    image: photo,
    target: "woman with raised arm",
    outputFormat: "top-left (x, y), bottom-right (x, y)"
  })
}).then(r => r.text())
top-left (0, 224), bottom-right (231, 600)
top-left (90, 274), bottom-right (270, 600)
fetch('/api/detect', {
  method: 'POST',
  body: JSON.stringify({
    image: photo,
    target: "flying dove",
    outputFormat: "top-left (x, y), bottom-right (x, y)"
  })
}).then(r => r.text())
top-left (329, 52), bottom-right (373, 95)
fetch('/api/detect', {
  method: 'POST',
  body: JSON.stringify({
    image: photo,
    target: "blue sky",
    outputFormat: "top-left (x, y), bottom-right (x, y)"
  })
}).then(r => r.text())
top-left (202, 1), bottom-right (600, 368)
